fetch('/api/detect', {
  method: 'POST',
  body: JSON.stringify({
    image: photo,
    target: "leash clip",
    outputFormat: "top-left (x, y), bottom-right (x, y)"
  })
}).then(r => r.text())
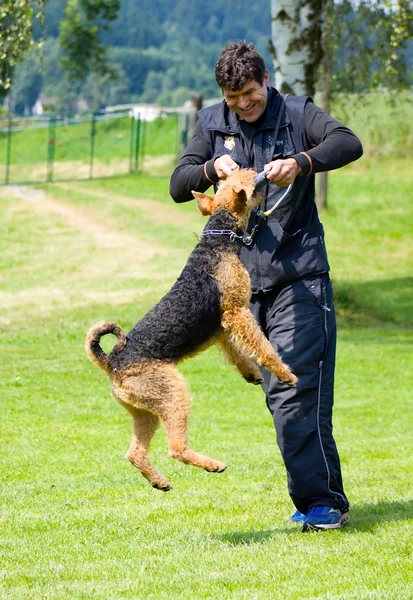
top-left (243, 223), bottom-right (260, 246)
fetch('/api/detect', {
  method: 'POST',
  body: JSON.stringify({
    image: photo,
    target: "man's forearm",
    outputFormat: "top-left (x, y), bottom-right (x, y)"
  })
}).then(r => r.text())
top-left (170, 159), bottom-right (217, 203)
top-left (169, 122), bottom-right (218, 203)
top-left (292, 102), bottom-right (363, 176)
top-left (293, 128), bottom-right (363, 175)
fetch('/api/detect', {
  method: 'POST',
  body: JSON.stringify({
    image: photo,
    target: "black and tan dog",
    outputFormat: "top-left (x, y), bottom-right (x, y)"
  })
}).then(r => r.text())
top-left (85, 169), bottom-right (297, 491)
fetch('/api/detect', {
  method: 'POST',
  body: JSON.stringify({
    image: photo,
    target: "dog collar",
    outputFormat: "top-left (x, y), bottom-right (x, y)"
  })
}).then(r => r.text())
top-left (197, 229), bottom-right (254, 246)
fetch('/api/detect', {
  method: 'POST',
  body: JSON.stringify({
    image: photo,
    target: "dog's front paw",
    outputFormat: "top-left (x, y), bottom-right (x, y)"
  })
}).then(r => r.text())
top-left (280, 372), bottom-right (298, 387)
top-left (152, 481), bottom-right (172, 492)
top-left (205, 460), bottom-right (227, 473)
top-left (244, 372), bottom-right (263, 385)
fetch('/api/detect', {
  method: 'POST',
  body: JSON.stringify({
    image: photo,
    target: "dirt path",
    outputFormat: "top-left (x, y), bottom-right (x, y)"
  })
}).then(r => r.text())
top-left (4, 185), bottom-right (166, 256)
top-left (54, 181), bottom-right (200, 227)
top-left (1, 185), bottom-right (180, 324)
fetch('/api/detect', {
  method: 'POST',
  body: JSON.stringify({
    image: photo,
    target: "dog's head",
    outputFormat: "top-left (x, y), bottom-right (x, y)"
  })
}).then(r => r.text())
top-left (192, 169), bottom-right (261, 230)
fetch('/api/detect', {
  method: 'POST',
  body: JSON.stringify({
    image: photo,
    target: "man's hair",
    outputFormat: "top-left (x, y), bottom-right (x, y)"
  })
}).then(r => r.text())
top-left (215, 41), bottom-right (266, 92)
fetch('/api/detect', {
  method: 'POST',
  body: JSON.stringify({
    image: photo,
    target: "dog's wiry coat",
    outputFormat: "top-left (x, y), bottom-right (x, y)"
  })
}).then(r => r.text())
top-left (86, 169), bottom-right (297, 491)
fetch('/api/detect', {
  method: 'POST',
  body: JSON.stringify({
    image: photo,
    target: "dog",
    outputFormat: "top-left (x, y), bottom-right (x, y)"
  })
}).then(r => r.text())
top-left (85, 168), bottom-right (297, 491)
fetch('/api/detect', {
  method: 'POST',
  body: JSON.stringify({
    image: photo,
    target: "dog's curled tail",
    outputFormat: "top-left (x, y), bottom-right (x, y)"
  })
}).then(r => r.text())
top-left (85, 321), bottom-right (126, 372)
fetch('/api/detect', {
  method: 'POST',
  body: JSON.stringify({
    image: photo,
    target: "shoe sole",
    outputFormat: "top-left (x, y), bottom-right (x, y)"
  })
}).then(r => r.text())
top-left (302, 512), bottom-right (349, 532)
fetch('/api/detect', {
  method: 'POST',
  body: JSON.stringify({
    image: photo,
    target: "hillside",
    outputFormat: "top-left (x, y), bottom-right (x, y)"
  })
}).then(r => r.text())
top-left (10, 0), bottom-right (413, 116)
top-left (13, 0), bottom-right (273, 114)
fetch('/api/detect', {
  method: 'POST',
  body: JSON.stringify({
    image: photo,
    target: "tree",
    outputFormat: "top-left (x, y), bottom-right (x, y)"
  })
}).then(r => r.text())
top-left (0, 0), bottom-right (45, 98)
top-left (317, 0), bottom-right (412, 208)
top-left (13, 54), bottom-right (42, 114)
top-left (269, 0), bottom-right (324, 97)
top-left (269, 0), bottom-right (326, 210)
top-left (59, 0), bottom-right (120, 84)
top-left (269, 0), bottom-right (413, 210)
top-left (323, 0), bottom-right (413, 98)
top-left (1, 0), bottom-right (122, 103)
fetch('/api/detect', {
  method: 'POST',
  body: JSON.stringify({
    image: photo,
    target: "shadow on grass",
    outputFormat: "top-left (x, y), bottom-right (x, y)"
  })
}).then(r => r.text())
top-left (334, 276), bottom-right (413, 329)
top-left (213, 530), bottom-right (274, 546)
top-left (344, 499), bottom-right (413, 533)
top-left (273, 499), bottom-right (413, 535)
top-left (215, 500), bottom-right (413, 542)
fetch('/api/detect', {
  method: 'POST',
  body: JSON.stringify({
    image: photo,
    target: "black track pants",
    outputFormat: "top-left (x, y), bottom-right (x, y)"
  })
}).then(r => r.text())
top-left (250, 274), bottom-right (349, 515)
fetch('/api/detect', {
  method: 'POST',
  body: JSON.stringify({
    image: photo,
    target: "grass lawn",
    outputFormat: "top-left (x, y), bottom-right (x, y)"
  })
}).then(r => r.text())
top-left (0, 156), bottom-right (412, 599)
top-left (0, 115), bottom-right (179, 184)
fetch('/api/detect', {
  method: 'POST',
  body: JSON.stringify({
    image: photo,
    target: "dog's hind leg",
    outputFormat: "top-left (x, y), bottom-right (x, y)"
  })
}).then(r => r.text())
top-left (119, 402), bottom-right (172, 491)
top-left (217, 331), bottom-right (263, 385)
top-left (221, 308), bottom-right (297, 386)
top-left (157, 366), bottom-right (227, 474)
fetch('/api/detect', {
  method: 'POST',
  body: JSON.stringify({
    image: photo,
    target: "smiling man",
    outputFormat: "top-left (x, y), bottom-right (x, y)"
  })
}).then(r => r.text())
top-left (170, 41), bottom-right (363, 532)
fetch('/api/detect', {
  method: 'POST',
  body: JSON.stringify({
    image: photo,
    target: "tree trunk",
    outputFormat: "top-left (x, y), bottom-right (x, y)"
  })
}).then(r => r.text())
top-left (270, 0), bottom-right (330, 210)
top-left (316, 171), bottom-right (328, 212)
top-left (316, 0), bottom-right (333, 211)
top-left (269, 0), bottom-right (324, 96)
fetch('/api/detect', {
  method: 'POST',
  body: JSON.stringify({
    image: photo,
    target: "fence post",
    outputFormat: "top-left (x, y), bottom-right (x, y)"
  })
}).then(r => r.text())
top-left (129, 113), bottom-right (135, 173)
top-left (5, 107), bottom-right (12, 185)
top-left (89, 112), bottom-right (97, 179)
top-left (140, 118), bottom-right (146, 171)
top-left (47, 115), bottom-right (57, 182)
top-left (177, 112), bottom-right (190, 157)
top-left (134, 114), bottom-right (141, 172)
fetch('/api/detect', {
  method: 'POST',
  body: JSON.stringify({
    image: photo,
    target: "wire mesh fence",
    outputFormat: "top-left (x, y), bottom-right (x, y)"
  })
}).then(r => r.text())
top-left (0, 109), bottom-right (187, 185)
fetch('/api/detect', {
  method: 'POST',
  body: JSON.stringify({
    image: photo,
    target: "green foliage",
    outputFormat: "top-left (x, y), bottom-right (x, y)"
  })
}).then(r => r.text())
top-left (321, 0), bottom-right (413, 98)
top-left (330, 90), bottom-right (413, 158)
top-left (110, 47), bottom-right (171, 98)
top-left (12, 54), bottom-right (42, 113)
top-left (59, 0), bottom-right (121, 84)
top-left (7, 0), bottom-right (413, 114)
top-left (11, 0), bottom-right (274, 112)
top-left (0, 0), bottom-right (45, 95)
top-left (100, 0), bottom-right (165, 48)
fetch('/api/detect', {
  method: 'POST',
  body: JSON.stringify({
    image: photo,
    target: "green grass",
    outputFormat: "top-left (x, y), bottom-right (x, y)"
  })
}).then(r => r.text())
top-left (1, 157), bottom-right (413, 599)
top-left (0, 115), bottom-right (178, 164)
top-left (0, 114), bottom-right (179, 184)
top-left (1, 91), bottom-right (412, 186)
top-left (328, 91), bottom-right (413, 159)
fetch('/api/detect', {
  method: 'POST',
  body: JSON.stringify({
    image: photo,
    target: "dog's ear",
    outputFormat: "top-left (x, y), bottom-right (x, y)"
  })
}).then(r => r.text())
top-left (230, 187), bottom-right (248, 213)
top-left (192, 191), bottom-right (214, 215)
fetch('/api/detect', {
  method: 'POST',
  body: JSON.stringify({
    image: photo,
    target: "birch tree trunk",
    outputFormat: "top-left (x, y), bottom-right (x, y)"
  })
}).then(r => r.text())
top-left (269, 0), bottom-right (324, 96)
top-left (270, 0), bottom-right (327, 209)
top-left (316, 0), bottom-right (333, 211)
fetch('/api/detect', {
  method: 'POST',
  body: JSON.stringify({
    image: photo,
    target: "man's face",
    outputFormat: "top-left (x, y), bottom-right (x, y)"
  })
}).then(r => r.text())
top-left (223, 71), bottom-right (269, 123)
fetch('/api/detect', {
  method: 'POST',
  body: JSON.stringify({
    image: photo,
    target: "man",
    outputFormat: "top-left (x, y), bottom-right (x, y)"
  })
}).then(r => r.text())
top-left (169, 41), bottom-right (363, 532)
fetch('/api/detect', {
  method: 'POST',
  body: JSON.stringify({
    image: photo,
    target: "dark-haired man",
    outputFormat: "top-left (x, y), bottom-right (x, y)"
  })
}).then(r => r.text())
top-left (170, 42), bottom-right (363, 532)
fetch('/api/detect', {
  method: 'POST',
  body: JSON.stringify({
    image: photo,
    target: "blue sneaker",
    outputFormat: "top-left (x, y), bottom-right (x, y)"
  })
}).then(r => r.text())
top-left (288, 510), bottom-right (306, 524)
top-left (302, 506), bottom-right (349, 532)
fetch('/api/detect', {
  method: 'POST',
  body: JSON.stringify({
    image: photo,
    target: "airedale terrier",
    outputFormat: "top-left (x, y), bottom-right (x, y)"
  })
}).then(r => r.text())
top-left (85, 168), bottom-right (297, 491)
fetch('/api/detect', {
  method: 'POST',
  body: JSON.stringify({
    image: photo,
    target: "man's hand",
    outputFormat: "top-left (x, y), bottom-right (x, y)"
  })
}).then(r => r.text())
top-left (214, 154), bottom-right (239, 179)
top-left (264, 158), bottom-right (300, 187)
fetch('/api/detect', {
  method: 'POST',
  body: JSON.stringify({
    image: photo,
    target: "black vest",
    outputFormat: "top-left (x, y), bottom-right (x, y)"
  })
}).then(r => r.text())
top-left (197, 88), bottom-right (330, 293)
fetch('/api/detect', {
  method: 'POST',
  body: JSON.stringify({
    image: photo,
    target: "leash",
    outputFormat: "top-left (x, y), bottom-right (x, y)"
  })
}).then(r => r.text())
top-left (242, 170), bottom-right (293, 244)
top-left (197, 96), bottom-right (292, 247)
top-left (195, 169), bottom-right (293, 247)
top-left (253, 170), bottom-right (292, 218)
top-left (196, 172), bottom-right (293, 247)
